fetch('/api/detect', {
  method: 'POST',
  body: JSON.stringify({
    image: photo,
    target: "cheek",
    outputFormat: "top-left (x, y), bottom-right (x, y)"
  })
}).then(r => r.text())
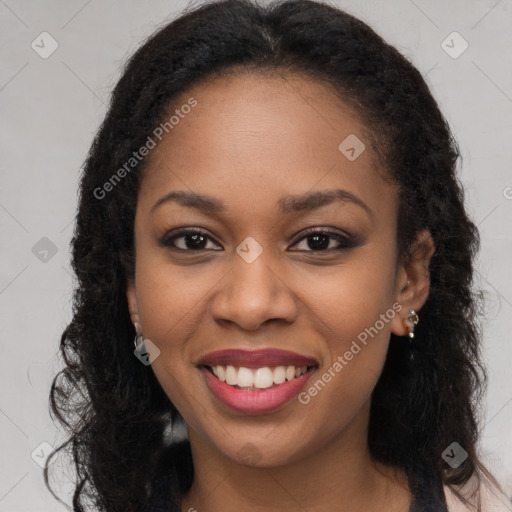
top-left (132, 255), bottom-right (216, 407)
top-left (300, 287), bottom-right (393, 412)
top-left (134, 263), bottom-right (203, 422)
top-left (289, 245), bottom-right (398, 344)
top-left (134, 251), bottom-right (222, 345)
top-left (290, 249), bottom-right (398, 401)
top-left (294, 285), bottom-right (395, 446)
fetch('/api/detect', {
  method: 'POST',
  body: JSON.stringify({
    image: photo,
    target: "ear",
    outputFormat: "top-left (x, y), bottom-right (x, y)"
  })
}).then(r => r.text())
top-left (126, 278), bottom-right (142, 334)
top-left (390, 229), bottom-right (435, 337)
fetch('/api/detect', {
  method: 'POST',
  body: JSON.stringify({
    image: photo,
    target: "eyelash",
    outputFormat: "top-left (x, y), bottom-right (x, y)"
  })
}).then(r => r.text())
top-left (159, 227), bottom-right (358, 253)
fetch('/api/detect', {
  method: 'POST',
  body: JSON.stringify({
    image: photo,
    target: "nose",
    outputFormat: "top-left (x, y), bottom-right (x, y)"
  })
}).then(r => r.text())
top-left (210, 248), bottom-right (298, 332)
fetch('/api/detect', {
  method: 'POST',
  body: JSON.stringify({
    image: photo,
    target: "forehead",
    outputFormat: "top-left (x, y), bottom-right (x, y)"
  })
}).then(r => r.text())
top-left (138, 71), bottom-right (396, 219)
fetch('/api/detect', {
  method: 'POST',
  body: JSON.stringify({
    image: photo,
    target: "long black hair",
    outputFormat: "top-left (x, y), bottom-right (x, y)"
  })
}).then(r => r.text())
top-left (46, 1), bottom-right (498, 510)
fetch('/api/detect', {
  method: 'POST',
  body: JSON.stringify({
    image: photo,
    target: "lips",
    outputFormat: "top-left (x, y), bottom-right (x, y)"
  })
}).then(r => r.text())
top-left (197, 348), bottom-right (318, 368)
top-left (196, 348), bottom-right (319, 413)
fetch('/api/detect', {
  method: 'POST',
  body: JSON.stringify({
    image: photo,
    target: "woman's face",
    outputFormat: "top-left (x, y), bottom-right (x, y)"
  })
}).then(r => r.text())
top-left (126, 72), bottom-right (426, 467)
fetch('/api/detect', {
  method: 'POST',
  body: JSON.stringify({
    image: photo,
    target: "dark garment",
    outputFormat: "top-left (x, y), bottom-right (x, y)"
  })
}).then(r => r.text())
top-left (146, 440), bottom-right (450, 512)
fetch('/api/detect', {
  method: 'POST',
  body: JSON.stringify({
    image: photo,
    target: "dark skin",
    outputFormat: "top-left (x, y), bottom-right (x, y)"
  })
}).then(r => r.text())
top-left (126, 72), bottom-right (435, 512)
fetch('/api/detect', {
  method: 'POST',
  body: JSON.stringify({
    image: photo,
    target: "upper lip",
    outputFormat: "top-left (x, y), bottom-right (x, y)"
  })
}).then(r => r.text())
top-left (197, 348), bottom-right (318, 369)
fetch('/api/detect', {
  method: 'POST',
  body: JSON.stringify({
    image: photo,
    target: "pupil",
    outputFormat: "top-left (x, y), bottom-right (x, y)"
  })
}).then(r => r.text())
top-left (308, 234), bottom-right (329, 250)
top-left (186, 233), bottom-right (206, 249)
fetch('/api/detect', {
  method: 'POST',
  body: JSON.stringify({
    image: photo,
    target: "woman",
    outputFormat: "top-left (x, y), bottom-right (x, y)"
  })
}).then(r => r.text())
top-left (46, 0), bottom-right (510, 510)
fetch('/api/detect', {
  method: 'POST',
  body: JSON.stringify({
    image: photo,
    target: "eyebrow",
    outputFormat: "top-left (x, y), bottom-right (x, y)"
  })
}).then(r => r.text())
top-left (150, 189), bottom-right (373, 219)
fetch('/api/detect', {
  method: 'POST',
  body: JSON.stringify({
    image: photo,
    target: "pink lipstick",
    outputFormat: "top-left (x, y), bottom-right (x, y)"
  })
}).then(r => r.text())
top-left (197, 348), bottom-right (318, 413)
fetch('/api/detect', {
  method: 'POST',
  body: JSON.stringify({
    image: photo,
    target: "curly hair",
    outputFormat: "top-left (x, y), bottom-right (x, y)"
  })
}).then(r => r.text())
top-left (46, 0), bottom-right (499, 510)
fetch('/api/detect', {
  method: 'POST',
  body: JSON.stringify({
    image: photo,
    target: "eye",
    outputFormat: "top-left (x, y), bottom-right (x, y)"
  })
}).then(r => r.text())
top-left (159, 229), bottom-right (222, 251)
top-left (290, 228), bottom-right (357, 252)
top-left (159, 227), bottom-right (358, 253)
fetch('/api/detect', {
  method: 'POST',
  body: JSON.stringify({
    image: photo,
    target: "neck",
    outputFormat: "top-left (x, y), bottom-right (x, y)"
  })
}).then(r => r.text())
top-left (179, 403), bottom-right (412, 512)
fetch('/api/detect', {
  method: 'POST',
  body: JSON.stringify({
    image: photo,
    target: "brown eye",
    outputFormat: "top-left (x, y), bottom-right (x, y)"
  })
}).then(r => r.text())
top-left (290, 229), bottom-right (358, 252)
top-left (160, 229), bottom-right (222, 251)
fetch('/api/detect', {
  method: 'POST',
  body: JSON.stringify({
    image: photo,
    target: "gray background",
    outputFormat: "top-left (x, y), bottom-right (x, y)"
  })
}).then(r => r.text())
top-left (1, 0), bottom-right (511, 510)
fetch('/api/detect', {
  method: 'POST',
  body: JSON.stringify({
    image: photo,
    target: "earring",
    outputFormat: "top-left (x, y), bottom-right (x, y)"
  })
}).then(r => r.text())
top-left (403, 309), bottom-right (419, 363)
top-left (133, 322), bottom-right (145, 352)
top-left (405, 309), bottom-right (419, 339)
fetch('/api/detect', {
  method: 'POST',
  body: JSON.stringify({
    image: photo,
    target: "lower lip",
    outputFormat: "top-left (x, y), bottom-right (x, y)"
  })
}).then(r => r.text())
top-left (200, 367), bottom-right (315, 414)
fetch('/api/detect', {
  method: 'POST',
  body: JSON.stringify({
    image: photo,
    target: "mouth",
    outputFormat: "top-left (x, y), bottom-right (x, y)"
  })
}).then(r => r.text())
top-left (196, 349), bottom-right (319, 413)
top-left (199, 363), bottom-right (317, 391)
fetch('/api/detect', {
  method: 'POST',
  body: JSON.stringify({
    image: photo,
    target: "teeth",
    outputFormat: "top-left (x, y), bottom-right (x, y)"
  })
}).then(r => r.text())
top-left (237, 367), bottom-right (254, 387)
top-left (273, 366), bottom-right (286, 384)
top-left (225, 365), bottom-right (238, 385)
top-left (254, 367), bottom-right (274, 388)
top-left (209, 364), bottom-right (310, 389)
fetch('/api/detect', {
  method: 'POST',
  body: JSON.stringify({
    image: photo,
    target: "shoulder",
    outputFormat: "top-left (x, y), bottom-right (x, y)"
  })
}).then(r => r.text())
top-left (443, 475), bottom-right (512, 512)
